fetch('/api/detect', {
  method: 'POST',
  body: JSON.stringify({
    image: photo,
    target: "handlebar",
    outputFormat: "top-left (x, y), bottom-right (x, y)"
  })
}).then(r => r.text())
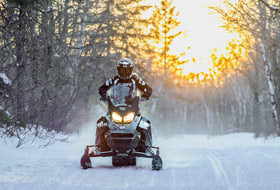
top-left (100, 96), bottom-right (148, 102)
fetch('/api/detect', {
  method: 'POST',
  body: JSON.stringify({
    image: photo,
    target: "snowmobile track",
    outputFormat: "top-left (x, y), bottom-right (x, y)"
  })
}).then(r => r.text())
top-left (207, 152), bottom-right (234, 190)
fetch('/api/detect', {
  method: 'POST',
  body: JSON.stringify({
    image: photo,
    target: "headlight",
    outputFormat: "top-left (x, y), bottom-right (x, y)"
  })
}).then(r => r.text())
top-left (123, 112), bottom-right (135, 124)
top-left (112, 112), bottom-right (122, 124)
top-left (111, 112), bottom-right (135, 124)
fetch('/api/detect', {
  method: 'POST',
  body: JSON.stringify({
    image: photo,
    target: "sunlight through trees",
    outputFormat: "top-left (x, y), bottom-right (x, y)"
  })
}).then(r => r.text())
top-left (1, 0), bottom-right (279, 139)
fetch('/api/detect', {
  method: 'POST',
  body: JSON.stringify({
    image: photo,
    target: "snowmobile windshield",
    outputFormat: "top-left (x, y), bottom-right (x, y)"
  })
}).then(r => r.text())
top-left (107, 82), bottom-right (136, 107)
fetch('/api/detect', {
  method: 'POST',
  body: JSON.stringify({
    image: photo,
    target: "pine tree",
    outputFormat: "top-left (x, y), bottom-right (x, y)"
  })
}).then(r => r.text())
top-left (148, 0), bottom-right (186, 80)
top-left (146, 0), bottom-right (188, 128)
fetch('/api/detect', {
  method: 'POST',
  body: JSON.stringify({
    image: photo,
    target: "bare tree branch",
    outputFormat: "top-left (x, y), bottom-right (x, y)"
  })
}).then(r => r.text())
top-left (259, 0), bottom-right (280, 13)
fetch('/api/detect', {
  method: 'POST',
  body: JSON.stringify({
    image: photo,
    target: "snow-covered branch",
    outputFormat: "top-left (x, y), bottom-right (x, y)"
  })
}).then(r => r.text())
top-left (0, 72), bottom-right (12, 86)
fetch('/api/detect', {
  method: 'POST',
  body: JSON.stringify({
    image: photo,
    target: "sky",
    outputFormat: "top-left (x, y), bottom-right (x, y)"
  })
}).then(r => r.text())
top-left (144, 0), bottom-right (237, 75)
top-left (171, 0), bottom-right (236, 75)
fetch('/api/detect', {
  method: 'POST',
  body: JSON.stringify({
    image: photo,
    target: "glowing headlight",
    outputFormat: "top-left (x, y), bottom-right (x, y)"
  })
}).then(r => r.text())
top-left (112, 112), bottom-right (122, 124)
top-left (124, 112), bottom-right (135, 124)
top-left (111, 112), bottom-right (135, 124)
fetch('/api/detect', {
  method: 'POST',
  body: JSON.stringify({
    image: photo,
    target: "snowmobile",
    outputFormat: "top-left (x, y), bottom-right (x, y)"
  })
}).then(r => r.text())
top-left (80, 84), bottom-right (162, 170)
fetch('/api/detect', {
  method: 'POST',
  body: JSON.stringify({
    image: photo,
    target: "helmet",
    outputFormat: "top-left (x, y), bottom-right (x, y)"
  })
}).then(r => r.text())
top-left (117, 58), bottom-right (134, 79)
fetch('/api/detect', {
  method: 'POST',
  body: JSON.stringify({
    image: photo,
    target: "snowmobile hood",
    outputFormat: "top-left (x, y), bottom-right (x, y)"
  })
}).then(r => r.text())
top-left (108, 96), bottom-right (140, 116)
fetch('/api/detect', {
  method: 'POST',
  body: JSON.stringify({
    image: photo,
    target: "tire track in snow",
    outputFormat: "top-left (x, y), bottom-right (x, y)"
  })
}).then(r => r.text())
top-left (207, 152), bottom-right (233, 190)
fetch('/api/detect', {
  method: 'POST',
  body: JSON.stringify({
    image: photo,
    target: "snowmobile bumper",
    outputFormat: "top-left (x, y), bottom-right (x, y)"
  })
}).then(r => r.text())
top-left (81, 145), bottom-right (162, 170)
top-left (85, 145), bottom-right (160, 158)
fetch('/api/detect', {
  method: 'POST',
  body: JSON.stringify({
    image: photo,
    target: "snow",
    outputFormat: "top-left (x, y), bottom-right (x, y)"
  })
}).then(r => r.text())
top-left (1, 130), bottom-right (280, 190)
top-left (0, 72), bottom-right (11, 85)
top-left (0, 106), bottom-right (11, 118)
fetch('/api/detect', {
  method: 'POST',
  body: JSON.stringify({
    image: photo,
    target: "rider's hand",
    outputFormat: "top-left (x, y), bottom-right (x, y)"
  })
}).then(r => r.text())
top-left (100, 97), bottom-right (107, 101)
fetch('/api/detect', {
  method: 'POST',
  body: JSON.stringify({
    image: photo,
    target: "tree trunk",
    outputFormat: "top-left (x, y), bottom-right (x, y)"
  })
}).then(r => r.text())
top-left (15, 6), bottom-right (26, 122)
top-left (258, 0), bottom-right (280, 134)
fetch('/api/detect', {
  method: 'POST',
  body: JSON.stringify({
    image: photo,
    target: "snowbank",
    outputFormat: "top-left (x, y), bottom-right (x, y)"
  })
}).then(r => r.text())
top-left (156, 133), bottom-right (280, 149)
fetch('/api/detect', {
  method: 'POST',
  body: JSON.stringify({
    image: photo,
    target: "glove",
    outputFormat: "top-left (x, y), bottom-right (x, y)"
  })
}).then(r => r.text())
top-left (100, 96), bottom-right (107, 101)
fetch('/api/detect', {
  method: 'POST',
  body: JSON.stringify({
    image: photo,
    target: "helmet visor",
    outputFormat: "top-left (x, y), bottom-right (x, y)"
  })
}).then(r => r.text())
top-left (117, 66), bottom-right (133, 78)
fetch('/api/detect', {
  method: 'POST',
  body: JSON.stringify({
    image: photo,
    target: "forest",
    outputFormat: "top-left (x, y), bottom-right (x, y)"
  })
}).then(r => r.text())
top-left (0, 0), bottom-right (280, 145)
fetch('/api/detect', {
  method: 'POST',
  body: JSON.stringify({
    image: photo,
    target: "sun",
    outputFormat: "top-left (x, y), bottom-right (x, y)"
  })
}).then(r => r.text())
top-left (142, 0), bottom-right (238, 77)
top-left (169, 0), bottom-right (238, 76)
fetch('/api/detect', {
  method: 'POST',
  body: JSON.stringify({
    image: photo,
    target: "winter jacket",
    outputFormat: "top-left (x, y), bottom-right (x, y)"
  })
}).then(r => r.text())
top-left (99, 73), bottom-right (152, 100)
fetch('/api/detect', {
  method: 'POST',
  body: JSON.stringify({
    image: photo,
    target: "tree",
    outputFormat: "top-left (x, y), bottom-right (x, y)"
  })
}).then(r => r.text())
top-left (211, 0), bottom-right (280, 135)
top-left (148, 0), bottom-right (186, 80)
top-left (95, 0), bottom-right (151, 59)
top-left (0, 0), bottom-right (155, 135)
top-left (143, 0), bottom-right (189, 130)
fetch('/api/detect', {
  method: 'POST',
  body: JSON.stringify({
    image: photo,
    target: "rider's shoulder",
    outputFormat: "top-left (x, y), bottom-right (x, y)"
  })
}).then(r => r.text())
top-left (105, 76), bottom-right (119, 86)
top-left (131, 73), bottom-right (141, 80)
top-left (131, 73), bottom-right (146, 85)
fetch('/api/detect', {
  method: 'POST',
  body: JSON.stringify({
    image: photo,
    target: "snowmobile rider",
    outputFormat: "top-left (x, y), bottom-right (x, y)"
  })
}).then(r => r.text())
top-left (95, 58), bottom-right (153, 152)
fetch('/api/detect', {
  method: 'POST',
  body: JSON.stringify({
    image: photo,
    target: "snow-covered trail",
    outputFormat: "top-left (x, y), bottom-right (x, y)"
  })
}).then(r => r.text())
top-left (1, 132), bottom-right (280, 190)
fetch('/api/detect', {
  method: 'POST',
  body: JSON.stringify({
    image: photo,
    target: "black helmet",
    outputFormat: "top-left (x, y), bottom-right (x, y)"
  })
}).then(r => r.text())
top-left (117, 58), bottom-right (134, 79)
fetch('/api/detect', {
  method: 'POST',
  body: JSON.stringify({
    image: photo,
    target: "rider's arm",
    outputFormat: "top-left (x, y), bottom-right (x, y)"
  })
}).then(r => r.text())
top-left (99, 76), bottom-right (117, 99)
top-left (131, 73), bottom-right (152, 99)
